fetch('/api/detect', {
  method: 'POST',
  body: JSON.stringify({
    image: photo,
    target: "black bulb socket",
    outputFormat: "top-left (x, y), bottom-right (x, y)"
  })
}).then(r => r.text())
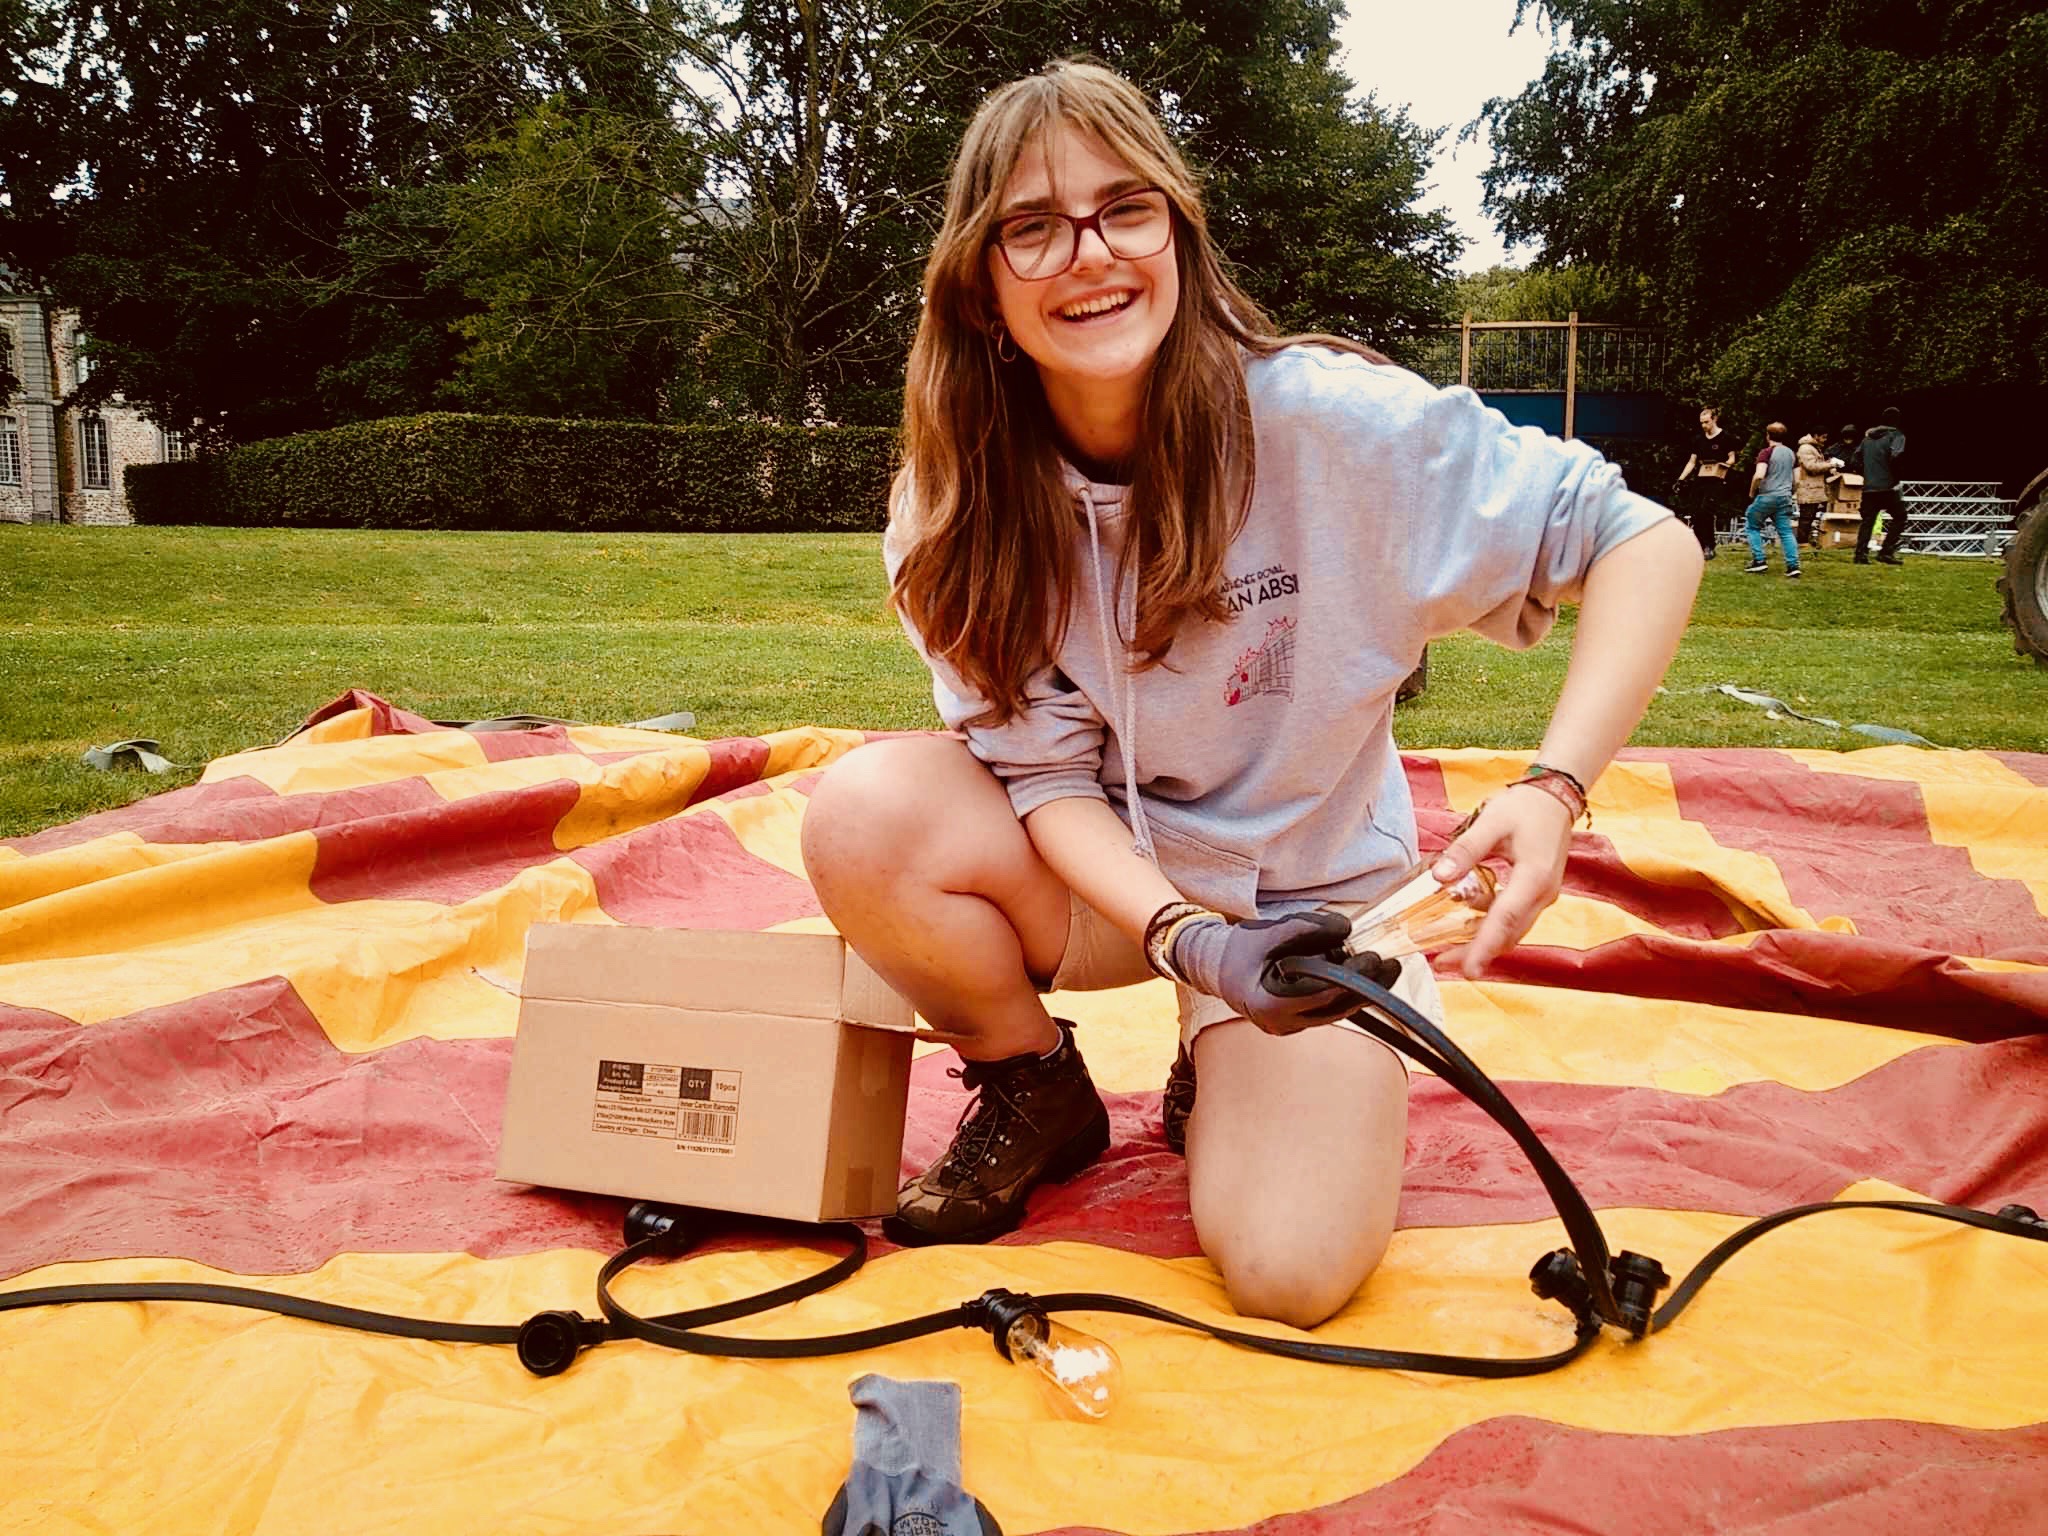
top-left (623, 1200), bottom-right (695, 1253)
top-left (973, 1287), bottom-right (1046, 1362)
top-left (1607, 1251), bottom-right (1670, 1338)
top-left (516, 1310), bottom-right (591, 1377)
top-left (1528, 1249), bottom-right (1594, 1321)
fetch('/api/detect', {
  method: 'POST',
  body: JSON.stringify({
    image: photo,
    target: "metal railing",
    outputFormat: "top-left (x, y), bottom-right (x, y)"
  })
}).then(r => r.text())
top-left (1386, 315), bottom-right (1673, 438)
top-left (1897, 481), bottom-right (2017, 558)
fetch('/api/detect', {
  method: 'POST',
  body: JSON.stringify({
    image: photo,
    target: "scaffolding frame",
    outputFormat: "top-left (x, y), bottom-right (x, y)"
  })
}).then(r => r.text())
top-left (1896, 481), bottom-right (2017, 558)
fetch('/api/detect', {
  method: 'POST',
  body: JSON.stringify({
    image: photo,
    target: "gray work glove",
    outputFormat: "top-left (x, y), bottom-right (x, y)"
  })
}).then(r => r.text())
top-left (1170, 909), bottom-right (1354, 1036)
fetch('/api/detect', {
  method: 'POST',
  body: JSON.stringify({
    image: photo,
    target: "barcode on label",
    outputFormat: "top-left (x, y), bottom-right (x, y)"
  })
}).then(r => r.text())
top-left (679, 1108), bottom-right (737, 1146)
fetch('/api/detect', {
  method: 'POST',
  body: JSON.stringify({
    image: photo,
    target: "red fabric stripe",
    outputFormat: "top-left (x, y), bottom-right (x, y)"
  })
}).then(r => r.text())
top-left (1034, 1417), bottom-right (2048, 1535)
top-left (8, 982), bottom-right (2041, 1279)
top-left (2, 776), bottom-right (300, 855)
top-left (1645, 747), bottom-right (2048, 960)
top-left (899, 1032), bottom-right (2048, 1259)
top-left (567, 808), bottom-right (819, 930)
top-left (1990, 751), bottom-right (2048, 788)
top-left (0, 980), bottom-right (616, 1280)
top-left (1492, 929), bottom-right (2048, 1041)
top-left (308, 778), bottom-right (586, 904)
top-left (468, 726), bottom-right (591, 761)
top-left (293, 689), bottom-right (442, 737)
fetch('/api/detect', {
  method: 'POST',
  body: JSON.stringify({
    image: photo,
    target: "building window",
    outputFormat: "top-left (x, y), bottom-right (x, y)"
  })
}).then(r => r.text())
top-left (73, 333), bottom-right (92, 387)
top-left (80, 415), bottom-right (110, 489)
top-left (162, 428), bottom-right (193, 462)
top-left (0, 419), bottom-right (20, 486)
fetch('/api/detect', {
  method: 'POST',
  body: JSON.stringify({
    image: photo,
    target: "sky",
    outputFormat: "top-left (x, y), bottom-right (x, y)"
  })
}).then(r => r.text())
top-left (1332, 0), bottom-right (1558, 273)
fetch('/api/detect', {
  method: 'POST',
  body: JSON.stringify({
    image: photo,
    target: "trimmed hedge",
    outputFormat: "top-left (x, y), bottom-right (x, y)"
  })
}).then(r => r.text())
top-left (126, 414), bottom-right (898, 532)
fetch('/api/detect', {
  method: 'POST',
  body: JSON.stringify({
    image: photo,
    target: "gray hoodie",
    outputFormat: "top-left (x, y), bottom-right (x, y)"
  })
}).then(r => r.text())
top-left (886, 346), bottom-right (1672, 917)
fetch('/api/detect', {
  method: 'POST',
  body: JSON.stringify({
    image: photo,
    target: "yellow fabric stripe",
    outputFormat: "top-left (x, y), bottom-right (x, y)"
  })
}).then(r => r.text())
top-left (0, 852), bottom-right (608, 1048)
top-left (200, 729), bottom-right (490, 794)
top-left (707, 778), bottom-right (815, 880)
top-left (4, 1181), bottom-right (2040, 1536)
top-left (758, 725), bottom-right (871, 779)
top-left (0, 833), bottom-right (325, 964)
top-left (565, 724), bottom-right (710, 754)
top-left (292, 705), bottom-right (381, 744)
top-left (0, 831), bottom-right (246, 914)
top-left (554, 744), bottom-right (715, 849)
top-left (1778, 746), bottom-right (2041, 791)
top-left (1019, 970), bottom-right (1960, 1098)
top-left (1441, 979), bottom-right (1958, 1095)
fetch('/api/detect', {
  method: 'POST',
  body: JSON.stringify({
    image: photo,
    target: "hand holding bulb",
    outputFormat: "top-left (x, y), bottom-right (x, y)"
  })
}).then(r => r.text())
top-left (1425, 784), bottom-right (1577, 976)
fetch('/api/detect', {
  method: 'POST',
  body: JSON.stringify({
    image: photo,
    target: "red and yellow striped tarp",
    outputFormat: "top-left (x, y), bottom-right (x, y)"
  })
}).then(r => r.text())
top-left (4, 690), bottom-right (2046, 1534)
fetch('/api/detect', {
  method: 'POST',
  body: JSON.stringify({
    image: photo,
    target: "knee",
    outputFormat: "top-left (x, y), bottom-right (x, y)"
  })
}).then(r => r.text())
top-left (801, 739), bottom-right (941, 881)
top-left (1209, 1219), bottom-right (1394, 1331)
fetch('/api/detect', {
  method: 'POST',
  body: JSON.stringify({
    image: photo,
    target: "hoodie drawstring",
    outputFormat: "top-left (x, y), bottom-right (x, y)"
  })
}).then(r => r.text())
top-left (1081, 486), bottom-right (1158, 866)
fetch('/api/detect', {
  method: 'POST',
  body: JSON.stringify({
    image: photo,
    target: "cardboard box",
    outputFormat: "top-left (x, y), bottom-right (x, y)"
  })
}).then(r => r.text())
top-left (497, 925), bottom-right (916, 1221)
top-left (1819, 510), bottom-right (1862, 549)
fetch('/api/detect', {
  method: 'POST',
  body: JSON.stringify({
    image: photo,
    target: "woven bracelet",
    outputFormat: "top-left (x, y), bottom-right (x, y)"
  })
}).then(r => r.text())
top-left (1143, 900), bottom-right (1214, 983)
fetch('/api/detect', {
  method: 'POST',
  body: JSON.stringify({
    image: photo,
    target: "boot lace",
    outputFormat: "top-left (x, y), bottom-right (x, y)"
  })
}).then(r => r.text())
top-left (938, 1060), bottom-right (1046, 1184)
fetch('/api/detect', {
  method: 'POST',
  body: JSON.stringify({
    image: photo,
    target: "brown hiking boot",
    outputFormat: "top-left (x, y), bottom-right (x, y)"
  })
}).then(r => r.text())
top-left (1161, 1042), bottom-right (1196, 1156)
top-left (883, 1020), bottom-right (1109, 1246)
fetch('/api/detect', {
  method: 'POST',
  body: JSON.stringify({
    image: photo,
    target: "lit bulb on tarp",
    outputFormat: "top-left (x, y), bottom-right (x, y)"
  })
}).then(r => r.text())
top-left (1002, 1312), bottom-right (1122, 1421)
top-left (1331, 860), bottom-right (1498, 960)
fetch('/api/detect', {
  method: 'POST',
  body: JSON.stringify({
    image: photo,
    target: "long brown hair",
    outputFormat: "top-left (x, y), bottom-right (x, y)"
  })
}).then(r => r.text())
top-left (891, 58), bottom-right (1384, 726)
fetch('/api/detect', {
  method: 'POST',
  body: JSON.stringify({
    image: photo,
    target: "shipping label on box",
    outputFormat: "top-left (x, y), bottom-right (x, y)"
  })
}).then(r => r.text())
top-left (497, 925), bottom-right (916, 1222)
top-left (591, 1060), bottom-right (742, 1152)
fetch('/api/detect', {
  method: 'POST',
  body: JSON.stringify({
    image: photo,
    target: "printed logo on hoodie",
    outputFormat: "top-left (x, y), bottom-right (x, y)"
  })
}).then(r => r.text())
top-left (1224, 616), bottom-right (1296, 705)
top-left (1220, 562), bottom-right (1300, 615)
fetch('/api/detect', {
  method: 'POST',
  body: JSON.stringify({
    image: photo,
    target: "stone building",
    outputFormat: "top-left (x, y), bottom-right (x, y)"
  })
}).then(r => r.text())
top-left (1, 283), bottom-right (191, 526)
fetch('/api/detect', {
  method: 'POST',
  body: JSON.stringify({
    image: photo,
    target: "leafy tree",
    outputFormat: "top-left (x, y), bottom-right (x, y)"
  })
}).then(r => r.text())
top-left (1476, 0), bottom-right (2048, 407)
top-left (1450, 262), bottom-right (1648, 323)
top-left (3, 0), bottom-right (1464, 434)
top-left (0, 0), bottom-right (681, 441)
top-left (664, 0), bottom-right (1464, 420)
top-left (439, 103), bottom-right (700, 419)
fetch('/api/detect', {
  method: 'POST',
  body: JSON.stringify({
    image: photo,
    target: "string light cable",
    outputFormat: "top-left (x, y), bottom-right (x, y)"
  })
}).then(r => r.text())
top-left (5, 944), bottom-right (2044, 1415)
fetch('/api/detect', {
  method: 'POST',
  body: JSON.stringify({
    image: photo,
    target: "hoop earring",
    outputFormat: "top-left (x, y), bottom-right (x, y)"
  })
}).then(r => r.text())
top-left (991, 324), bottom-right (1018, 364)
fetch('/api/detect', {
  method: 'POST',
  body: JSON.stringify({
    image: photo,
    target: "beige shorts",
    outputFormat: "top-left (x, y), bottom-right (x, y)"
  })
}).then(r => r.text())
top-left (1042, 890), bottom-right (1445, 1051)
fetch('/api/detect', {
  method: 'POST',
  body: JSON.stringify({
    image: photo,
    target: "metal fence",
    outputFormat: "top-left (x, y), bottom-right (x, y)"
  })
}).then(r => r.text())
top-left (1387, 315), bottom-right (1673, 438)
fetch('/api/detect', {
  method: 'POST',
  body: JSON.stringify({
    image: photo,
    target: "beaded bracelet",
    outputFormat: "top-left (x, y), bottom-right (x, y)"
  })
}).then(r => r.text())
top-left (1143, 900), bottom-right (1218, 984)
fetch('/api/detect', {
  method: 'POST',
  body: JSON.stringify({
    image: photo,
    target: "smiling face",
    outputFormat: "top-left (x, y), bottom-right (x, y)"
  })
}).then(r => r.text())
top-left (986, 125), bottom-right (1180, 455)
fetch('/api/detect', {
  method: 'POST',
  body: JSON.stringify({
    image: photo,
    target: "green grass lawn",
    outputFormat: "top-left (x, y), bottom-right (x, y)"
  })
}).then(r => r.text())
top-left (4, 524), bottom-right (2044, 839)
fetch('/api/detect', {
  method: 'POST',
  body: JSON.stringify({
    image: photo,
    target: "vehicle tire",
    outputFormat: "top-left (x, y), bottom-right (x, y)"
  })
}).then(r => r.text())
top-left (1999, 471), bottom-right (2048, 670)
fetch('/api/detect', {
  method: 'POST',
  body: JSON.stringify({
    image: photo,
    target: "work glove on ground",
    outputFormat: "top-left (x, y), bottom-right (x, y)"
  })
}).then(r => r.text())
top-left (1169, 909), bottom-right (1354, 1036)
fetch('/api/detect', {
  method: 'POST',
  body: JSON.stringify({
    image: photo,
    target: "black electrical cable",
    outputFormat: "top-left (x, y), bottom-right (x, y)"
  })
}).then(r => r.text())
top-left (1276, 955), bottom-right (1634, 1325)
top-left (1650, 1198), bottom-right (2048, 1333)
top-left (4, 956), bottom-right (2043, 1383)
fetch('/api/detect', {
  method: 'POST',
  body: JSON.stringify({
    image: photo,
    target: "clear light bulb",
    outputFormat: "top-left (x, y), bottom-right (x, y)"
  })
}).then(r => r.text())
top-left (1003, 1313), bottom-right (1122, 1421)
top-left (1331, 860), bottom-right (1498, 960)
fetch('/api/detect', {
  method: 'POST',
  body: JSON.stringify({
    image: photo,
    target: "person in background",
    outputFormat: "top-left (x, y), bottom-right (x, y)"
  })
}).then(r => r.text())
top-left (1856, 406), bottom-right (1908, 565)
top-left (1743, 421), bottom-right (1801, 577)
top-left (1794, 426), bottom-right (1835, 547)
top-left (1671, 406), bottom-right (1739, 559)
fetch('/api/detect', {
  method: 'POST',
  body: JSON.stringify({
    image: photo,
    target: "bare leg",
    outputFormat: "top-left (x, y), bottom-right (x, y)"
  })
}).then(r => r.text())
top-left (801, 735), bottom-right (1071, 1061)
top-left (1185, 1021), bottom-right (1408, 1328)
